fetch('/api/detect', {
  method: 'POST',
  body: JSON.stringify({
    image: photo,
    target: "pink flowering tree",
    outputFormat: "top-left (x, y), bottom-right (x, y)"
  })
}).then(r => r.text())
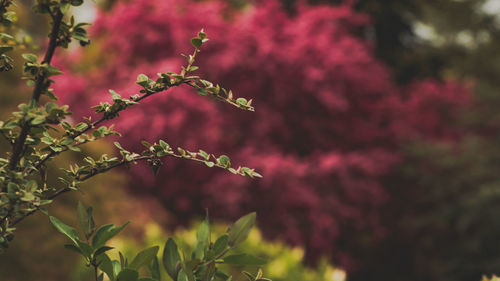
top-left (54, 0), bottom-right (470, 268)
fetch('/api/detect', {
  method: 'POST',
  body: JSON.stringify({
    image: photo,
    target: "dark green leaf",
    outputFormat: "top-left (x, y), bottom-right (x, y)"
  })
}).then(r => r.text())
top-left (77, 241), bottom-right (94, 259)
top-left (96, 253), bottom-right (115, 281)
top-left (149, 256), bottom-right (161, 280)
top-left (49, 216), bottom-right (80, 245)
top-left (162, 238), bottom-right (181, 280)
top-left (77, 201), bottom-right (95, 240)
top-left (92, 222), bottom-right (130, 249)
top-left (213, 234), bottom-right (229, 258)
top-left (196, 88), bottom-right (208, 96)
top-left (217, 155), bottom-right (230, 168)
top-left (116, 268), bottom-right (139, 281)
top-left (63, 244), bottom-right (83, 255)
top-left (192, 215), bottom-right (210, 260)
top-left (129, 246), bottom-right (159, 270)
top-left (191, 38), bottom-right (202, 48)
top-left (94, 246), bottom-right (114, 256)
top-left (227, 212), bottom-right (256, 248)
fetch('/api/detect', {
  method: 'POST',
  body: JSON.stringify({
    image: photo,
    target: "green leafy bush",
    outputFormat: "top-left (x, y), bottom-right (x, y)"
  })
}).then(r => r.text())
top-left (52, 202), bottom-right (270, 281)
top-left (104, 219), bottom-right (346, 281)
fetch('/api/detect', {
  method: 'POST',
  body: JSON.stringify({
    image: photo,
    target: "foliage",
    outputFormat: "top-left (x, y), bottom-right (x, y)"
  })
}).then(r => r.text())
top-left (51, 202), bottom-right (269, 281)
top-left (53, 0), bottom-right (471, 268)
top-left (0, 1), bottom-right (271, 280)
top-left (108, 219), bottom-right (347, 281)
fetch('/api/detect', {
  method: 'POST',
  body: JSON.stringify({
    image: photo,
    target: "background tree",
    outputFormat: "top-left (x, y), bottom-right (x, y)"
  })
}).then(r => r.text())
top-left (52, 0), bottom-right (472, 278)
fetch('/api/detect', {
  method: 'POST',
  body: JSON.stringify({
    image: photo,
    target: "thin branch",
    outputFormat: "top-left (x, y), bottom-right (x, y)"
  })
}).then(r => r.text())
top-left (8, 10), bottom-right (63, 172)
top-left (93, 264), bottom-right (99, 281)
top-left (11, 147), bottom-right (248, 227)
top-left (31, 80), bottom-right (189, 173)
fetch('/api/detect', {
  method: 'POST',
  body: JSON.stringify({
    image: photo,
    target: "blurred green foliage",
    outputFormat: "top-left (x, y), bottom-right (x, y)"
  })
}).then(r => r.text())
top-left (102, 220), bottom-right (345, 281)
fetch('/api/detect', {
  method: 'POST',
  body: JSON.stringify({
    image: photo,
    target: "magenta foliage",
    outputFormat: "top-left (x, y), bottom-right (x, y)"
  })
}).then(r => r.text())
top-left (53, 0), bottom-right (470, 267)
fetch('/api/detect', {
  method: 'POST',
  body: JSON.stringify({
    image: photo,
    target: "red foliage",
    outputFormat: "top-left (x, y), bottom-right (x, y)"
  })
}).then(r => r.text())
top-left (54, 0), bottom-right (470, 267)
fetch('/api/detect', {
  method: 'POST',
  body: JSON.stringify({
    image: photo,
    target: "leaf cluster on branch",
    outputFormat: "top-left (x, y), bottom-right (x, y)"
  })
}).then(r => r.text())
top-left (50, 202), bottom-right (269, 281)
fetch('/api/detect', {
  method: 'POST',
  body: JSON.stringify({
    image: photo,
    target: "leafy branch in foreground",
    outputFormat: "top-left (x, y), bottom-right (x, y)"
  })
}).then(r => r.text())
top-left (51, 202), bottom-right (271, 281)
top-left (0, 0), bottom-right (260, 251)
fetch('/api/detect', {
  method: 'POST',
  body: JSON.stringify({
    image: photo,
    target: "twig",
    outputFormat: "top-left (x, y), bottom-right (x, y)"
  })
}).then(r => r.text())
top-left (8, 10), bottom-right (63, 172)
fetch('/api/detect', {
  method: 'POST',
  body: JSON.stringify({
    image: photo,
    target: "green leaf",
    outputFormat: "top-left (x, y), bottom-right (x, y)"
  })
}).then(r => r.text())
top-left (49, 216), bottom-right (80, 245)
top-left (75, 122), bottom-right (88, 131)
top-left (150, 256), bottom-right (161, 280)
top-left (212, 234), bottom-right (229, 258)
top-left (31, 116), bottom-right (46, 125)
top-left (109, 89), bottom-right (122, 101)
top-left (94, 246), bottom-right (114, 256)
top-left (77, 241), bottom-right (94, 259)
top-left (196, 88), bottom-right (208, 96)
top-left (77, 201), bottom-right (95, 240)
top-left (222, 254), bottom-right (266, 266)
top-left (178, 269), bottom-right (189, 281)
top-left (72, 33), bottom-right (89, 42)
top-left (217, 155), bottom-right (231, 168)
top-left (162, 238), bottom-right (181, 280)
top-left (114, 142), bottom-right (124, 150)
top-left (46, 65), bottom-right (63, 76)
top-left (116, 268), bottom-right (139, 281)
top-left (129, 246), bottom-right (159, 270)
top-left (63, 244), bottom-right (83, 255)
top-left (192, 215), bottom-right (210, 260)
top-left (198, 30), bottom-right (207, 40)
top-left (141, 140), bottom-right (152, 148)
top-left (236, 98), bottom-right (247, 106)
top-left (227, 212), bottom-right (256, 248)
top-left (182, 260), bottom-right (196, 281)
top-left (22, 53), bottom-right (38, 63)
top-left (20, 192), bottom-right (35, 202)
top-left (136, 74), bottom-right (149, 87)
top-left (0, 33), bottom-right (14, 40)
top-left (112, 260), bottom-right (121, 277)
top-left (191, 38), bottom-right (203, 48)
top-left (198, 150), bottom-right (209, 160)
top-left (92, 222), bottom-right (130, 249)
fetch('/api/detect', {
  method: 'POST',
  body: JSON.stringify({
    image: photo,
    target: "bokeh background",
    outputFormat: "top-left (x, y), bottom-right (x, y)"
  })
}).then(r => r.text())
top-left (2, 0), bottom-right (500, 280)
